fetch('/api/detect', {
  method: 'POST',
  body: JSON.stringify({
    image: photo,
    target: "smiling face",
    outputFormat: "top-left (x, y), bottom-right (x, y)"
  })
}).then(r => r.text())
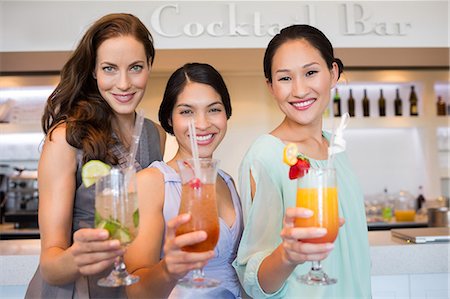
top-left (171, 82), bottom-right (228, 159)
top-left (94, 35), bottom-right (150, 118)
top-left (267, 39), bottom-right (338, 126)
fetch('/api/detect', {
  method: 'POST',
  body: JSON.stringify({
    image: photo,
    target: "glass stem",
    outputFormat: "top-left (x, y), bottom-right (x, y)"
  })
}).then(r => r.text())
top-left (114, 256), bottom-right (127, 277)
top-left (311, 261), bottom-right (322, 271)
top-left (192, 268), bottom-right (205, 282)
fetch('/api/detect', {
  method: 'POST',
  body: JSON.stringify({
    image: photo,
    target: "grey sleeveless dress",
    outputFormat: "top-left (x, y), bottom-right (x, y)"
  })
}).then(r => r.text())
top-left (25, 119), bottom-right (163, 299)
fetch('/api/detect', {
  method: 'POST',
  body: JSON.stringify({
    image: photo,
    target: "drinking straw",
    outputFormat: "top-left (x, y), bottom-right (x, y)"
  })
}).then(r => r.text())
top-left (188, 118), bottom-right (201, 178)
top-left (327, 112), bottom-right (350, 169)
top-left (128, 109), bottom-right (145, 168)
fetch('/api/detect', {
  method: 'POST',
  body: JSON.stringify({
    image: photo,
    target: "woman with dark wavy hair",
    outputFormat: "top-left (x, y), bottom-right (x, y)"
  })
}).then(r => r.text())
top-left (26, 13), bottom-right (166, 298)
top-left (125, 63), bottom-right (243, 299)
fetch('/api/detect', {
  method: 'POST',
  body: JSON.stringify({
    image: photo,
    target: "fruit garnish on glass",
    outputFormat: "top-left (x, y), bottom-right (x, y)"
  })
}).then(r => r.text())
top-left (81, 160), bottom-right (111, 188)
top-left (283, 143), bottom-right (311, 180)
top-left (94, 167), bottom-right (140, 287)
top-left (183, 160), bottom-right (202, 189)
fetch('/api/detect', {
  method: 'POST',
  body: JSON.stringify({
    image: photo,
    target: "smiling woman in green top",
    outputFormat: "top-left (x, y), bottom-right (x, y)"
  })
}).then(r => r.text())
top-left (233, 24), bottom-right (371, 298)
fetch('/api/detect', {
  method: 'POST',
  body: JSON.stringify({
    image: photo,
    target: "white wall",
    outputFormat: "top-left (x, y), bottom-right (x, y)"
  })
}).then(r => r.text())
top-left (1, 1), bottom-right (449, 52)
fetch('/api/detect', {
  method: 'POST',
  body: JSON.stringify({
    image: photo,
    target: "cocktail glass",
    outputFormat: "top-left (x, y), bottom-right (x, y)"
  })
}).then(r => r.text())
top-left (295, 167), bottom-right (339, 285)
top-left (175, 158), bottom-right (220, 289)
top-left (95, 166), bottom-right (139, 287)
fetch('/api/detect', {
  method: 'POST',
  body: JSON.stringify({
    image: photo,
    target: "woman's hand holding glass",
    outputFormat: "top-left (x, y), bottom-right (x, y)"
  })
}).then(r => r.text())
top-left (70, 228), bottom-right (124, 276)
top-left (279, 207), bottom-right (335, 267)
top-left (162, 213), bottom-right (215, 280)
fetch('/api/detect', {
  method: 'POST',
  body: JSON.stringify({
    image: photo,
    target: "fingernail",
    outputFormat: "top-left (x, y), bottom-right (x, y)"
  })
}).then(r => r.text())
top-left (303, 210), bottom-right (314, 217)
top-left (99, 230), bottom-right (108, 238)
top-left (316, 228), bottom-right (327, 235)
top-left (110, 240), bottom-right (120, 247)
top-left (199, 231), bottom-right (207, 240)
top-left (326, 243), bottom-right (334, 250)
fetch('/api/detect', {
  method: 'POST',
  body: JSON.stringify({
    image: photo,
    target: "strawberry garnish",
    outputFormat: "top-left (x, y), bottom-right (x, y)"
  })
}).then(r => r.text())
top-left (288, 156), bottom-right (310, 180)
top-left (189, 178), bottom-right (202, 189)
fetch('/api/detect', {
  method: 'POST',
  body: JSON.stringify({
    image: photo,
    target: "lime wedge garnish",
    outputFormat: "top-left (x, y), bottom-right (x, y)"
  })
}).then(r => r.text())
top-left (113, 227), bottom-right (132, 244)
top-left (94, 211), bottom-right (102, 225)
top-left (81, 160), bottom-right (111, 188)
top-left (96, 218), bottom-right (120, 236)
top-left (133, 209), bottom-right (139, 228)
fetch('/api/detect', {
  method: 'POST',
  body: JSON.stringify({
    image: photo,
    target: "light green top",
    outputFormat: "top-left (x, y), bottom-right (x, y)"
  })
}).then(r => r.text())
top-left (233, 133), bottom-right (371, 298)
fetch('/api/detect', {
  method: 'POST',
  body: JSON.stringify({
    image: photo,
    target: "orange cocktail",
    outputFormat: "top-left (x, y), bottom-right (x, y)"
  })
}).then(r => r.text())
top-left (175, 158), bottom-right (221, 289)
top-left (295, 167), bottom-right (339, 285)
top-left (295, 187), bottom-right (339, 243)
top-left (176, 183), bottom-right (220, 252)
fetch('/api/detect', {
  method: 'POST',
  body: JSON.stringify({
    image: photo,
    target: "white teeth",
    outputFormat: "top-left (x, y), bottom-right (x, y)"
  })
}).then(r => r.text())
top-left (292, 99), bottom-right (315, 108)
top-left (196, 134), bottom-right (213, 141)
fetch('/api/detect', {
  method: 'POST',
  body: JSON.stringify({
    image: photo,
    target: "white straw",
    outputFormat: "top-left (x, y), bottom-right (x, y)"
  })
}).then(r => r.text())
top-left (188, 118), bottom-right (201, 178)
top-left (128, 109), bottom-right (145, 167)
top-left (327, 112), bottom-right (350, 169)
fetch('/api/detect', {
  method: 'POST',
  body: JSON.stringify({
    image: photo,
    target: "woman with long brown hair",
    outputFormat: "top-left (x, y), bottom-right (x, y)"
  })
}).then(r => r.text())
top-left (26, 13), bottom-right (165, 298)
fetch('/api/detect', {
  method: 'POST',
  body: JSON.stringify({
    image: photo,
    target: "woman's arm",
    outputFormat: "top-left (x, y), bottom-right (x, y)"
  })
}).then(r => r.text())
top-left (257, 204), bottom-right (334, 294)
top-left (38, 126), bottom-right (122, 285)
top-left (235, 158), bottom-right (334, 297)
top-left (125, 168), bottom-right (214, 298)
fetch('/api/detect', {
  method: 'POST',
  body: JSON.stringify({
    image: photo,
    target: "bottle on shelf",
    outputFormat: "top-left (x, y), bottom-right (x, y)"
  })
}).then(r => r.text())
top-left (347, 88), bottom-right (355, 117)
top-left (409, 85), bottom-right (419, 116)
top-left (381, 188), bottom-right (393, 222)
top-left (394, 88), bottom-right (403, 116)
top-left (362, 89), bottom-right (370, 117)
top-left (437, 95), bottom-right (447, 116)
top-left (378, 89), bottom-right (386, 117)
top-left (416, 186), bottom-right (426, 212)
top-left (333, 88), bottom-right (341, 117)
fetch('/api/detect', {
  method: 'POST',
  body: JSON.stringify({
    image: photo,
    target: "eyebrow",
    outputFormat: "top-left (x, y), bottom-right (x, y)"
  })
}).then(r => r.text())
top-left (99, 60), bottom-right (145, 67)
top-left (175, 101), bottom-right (224, 108)
top-left (275, 62), bottom-right (319, 73)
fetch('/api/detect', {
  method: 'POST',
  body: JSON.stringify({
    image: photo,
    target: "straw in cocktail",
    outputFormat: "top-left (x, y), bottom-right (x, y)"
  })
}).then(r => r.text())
top-left (327, 112), bottom-right (350, 168)
top-left (128, 108), bottom-right (145, 168)
top-left (175, 118), bottom-right (221, 288)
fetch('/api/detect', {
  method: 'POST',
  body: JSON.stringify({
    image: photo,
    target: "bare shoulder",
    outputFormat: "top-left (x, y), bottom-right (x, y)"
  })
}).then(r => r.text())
top-left (40, 124), bottom-right (77, 166)
top-left (43, 124), bottom-right (72, 148)
top-left (136, 167), bottom-right (166, 206)
top-left (137, 167), bottom-right (164, 183)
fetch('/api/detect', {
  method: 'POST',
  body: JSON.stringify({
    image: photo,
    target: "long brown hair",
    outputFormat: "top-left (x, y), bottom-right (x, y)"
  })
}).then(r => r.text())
top-left (42, 13), bottom-right (155, 164)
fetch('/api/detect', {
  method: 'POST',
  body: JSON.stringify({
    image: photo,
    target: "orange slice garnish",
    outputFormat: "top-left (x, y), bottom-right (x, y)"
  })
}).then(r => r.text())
top-left (283, 143), bottom-right (298, 166)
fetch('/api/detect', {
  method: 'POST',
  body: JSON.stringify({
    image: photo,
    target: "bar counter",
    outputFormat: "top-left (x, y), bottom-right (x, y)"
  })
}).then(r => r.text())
top-left (1, 231), bottom-right (449, 298)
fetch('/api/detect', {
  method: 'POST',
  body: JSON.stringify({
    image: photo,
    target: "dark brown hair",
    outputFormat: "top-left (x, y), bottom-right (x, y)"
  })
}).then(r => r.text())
top-left (159, 63), bottom-right (232, 135)
top-left (263, 24), bottom-right (344, 83)
top-left (42, 13), bottom-right (155, 164)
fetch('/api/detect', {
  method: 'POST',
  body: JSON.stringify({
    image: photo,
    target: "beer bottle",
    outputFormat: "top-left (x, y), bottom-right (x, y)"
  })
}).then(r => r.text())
top-left (394, 88), bottom-right (403, 116)
top-left (362, 89), bottom-right (370, 117)
top-left (347, 89), bottom-right (355, 117)
top-left (378, 89), bottom-right (386, 117)
top-left (409, 85), bottom-right (418, 116)
top-left (437, 96), bottom-right (447, 116)
top-left (333, 88), bottom-right (341, 117)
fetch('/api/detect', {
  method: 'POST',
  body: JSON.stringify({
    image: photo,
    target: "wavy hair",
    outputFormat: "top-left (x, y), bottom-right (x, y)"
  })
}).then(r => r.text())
top-left (42, 13), bottom-right (155, 164)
